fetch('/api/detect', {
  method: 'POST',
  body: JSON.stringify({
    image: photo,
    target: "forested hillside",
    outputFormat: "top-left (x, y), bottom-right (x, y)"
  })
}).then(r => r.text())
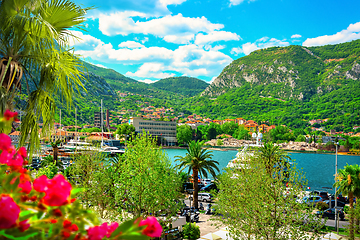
top-left (151, 77), bottom-right (209, 96)
top-left (187, 40), bottom-right (360, 131)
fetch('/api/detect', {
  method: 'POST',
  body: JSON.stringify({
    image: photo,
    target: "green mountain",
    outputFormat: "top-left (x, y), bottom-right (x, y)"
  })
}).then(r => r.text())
top-left (151, 76), bottom-right (209, 96)
top-left (185, 40), bottom-right (360, 131)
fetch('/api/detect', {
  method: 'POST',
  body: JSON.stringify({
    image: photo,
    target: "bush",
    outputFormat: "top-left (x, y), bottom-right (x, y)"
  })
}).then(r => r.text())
top-left (216, 139), bottom-right (223, 146)
top-left (316, 202), bottom-right (329, 211)
top-left (344, 205), bottom-right (350, 214)
top-left (183, 222), bottom-right (200, 240)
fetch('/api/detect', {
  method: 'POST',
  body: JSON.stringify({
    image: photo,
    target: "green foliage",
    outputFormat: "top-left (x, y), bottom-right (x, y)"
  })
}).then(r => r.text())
top-left (68, 151), bottom-right (118, 220)
top-left (36, 162), bottom-right (58, 179)
top-left (216, 149), bottom-right (323, 239)
top-left (270, 126), bottom-right (296, 143)
top-left (176, 124), bottom-right (193, 144)
top-left (234, 125), bottom-right (250, 140)
top-left (115, 133), bottom-right (182, 220)
top-left (316, 202), bottom-right (329, 211)
top-left (182, 223), bottom-right (200, 240)
top-left (295, 135), bottom-right (306, 142)
top-left (220, 122), bottom-right (238, 136)
top-left (216, 139), bottom-right (223, 146)
top-left (115, 123), bottom-right (135, 138)
top-left (81, 127), bottom-right (101, 133)
top-left (151, 77), bottom-right (209, 97)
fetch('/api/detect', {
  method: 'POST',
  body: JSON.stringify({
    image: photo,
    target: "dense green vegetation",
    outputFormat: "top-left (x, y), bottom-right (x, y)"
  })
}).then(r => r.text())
top-left (151, 76), bottom-right (209, 96)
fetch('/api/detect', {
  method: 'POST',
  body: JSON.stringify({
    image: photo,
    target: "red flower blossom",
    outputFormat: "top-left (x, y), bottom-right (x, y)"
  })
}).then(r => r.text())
top-left (18, 147), bottom-right (27, 158)
top-left (34, 174), bottom-right (72, 206)
top-left (18, 220), bottom-right (30, 232)
top-left (139, 217), bottom-right (162, 238)
top-left (0, 195), bottom-right (20, 229)
top-left (53, 209), bottom-right (62, 217)
top-left (50, 219), bottom-right (58, 224)
top-left (63, 220), bottom-right (72, 228)
top-left (4, 110), bottom-right (18, 121)
top-left (0, 133), bottom-right (11, 151)
top-left (72, 224), bottom-right (79, 232)
top-left (19, 174), bottom-right (32, 194)
top-left (87, 224), bottom-right (107, 240)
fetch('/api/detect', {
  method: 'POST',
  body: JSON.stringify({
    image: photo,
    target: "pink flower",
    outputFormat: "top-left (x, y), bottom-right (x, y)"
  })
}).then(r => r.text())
top-left (0, 195), bottom-right (20, 229)
top-left (87, 222), bottom-right (119, 240)
top-left (34, 174), bottom-right (72, 206)
top-left (4, 110), bottom-right (18, 121)
top-left (0, 133), bottom-right (11, 151)
top-left (18, 173), bottom-right (32, 194)
top-left (0, 146), bottom-right (24, 167)
top-left (139, 217), bottom-right (162, 238)
top-left (87, 224), bottom-right (107, 240)
top-left (18, 147), bottom-right (27, 158)
top-left (18, 220), bottom-right (30, 232)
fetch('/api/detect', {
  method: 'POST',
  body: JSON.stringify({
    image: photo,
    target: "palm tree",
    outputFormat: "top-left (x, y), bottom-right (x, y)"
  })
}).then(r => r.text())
top-left (0, 0), bottom-right (89, 156)
top-left (175, 140), bottom-right (219, 209)
top-left (334, 164), bottom-right (360, 240)
top-left (258, 142), bottom-right (291, 177)
top-left (50, 139), bottom-right (62, 163)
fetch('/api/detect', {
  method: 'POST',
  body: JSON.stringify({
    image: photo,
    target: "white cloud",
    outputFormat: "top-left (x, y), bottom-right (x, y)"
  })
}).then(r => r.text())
top-left (118, 41), bottom-right (145, 49)
top-left (126, 63), bottom-right (175, 79)
top-left (76, 39), bottom-right (233, 79)
top-left (195, 31), bottom-right (241, 45)
top-left (303, 21), bottom-right (360, 47)
top-left (97, 12), bottom-right (223, 44)
top-left (159, 0), bottom-right (187, 6)
top-left (291, 34), bottom-right (302, 38)
top-left (68, 30), bottom-right (103, 48)
top-left (229, 0), bottom-right (256, 6)
top-left (231, 37), bottom-right (289, 55)
top-left (137, 79), bottom-right (159, 84)
top-left (94, 64), bottom-right (108, 68)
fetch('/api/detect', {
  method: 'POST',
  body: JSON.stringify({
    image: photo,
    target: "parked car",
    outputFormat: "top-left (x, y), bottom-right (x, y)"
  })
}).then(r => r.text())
top-left (316, 208), bottom-right (345, 221)
top-left (185, 183), bottom-right (205, 194)
top-left (202, 179), bottom-right (212, 186)
top-left (297, 195), bottom-right (323, 206)
top-left (189, 193), bottom-right (213, 202)
top-left (200, 183), bottom-right (218, 193)
top-left (323, 200), bottom-right (346, 208)
top-left (337, 194), bottom-right (348, 203)
top-left (309, 191), bottom-right (329, 200)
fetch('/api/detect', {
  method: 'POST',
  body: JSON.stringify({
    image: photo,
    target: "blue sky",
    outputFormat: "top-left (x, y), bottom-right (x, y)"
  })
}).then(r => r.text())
top-left (70, 0), bottom-right (360, 83)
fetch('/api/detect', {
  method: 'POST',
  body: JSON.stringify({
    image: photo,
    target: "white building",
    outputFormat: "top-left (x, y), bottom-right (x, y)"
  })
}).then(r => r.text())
top-left (129, 117), bottom-right (177, 145)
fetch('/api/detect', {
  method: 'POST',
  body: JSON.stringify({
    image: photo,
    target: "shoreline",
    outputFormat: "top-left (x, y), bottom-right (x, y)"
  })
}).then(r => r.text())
top-left (160, 145), bottom-right (359, 155)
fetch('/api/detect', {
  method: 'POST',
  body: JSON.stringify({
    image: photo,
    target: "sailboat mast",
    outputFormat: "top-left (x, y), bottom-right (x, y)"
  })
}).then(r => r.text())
top-left (101, 99), bottom-right (104, 147)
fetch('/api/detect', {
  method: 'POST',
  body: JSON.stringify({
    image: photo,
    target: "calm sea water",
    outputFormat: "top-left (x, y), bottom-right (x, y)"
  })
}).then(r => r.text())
top-left (164, 148), bottom-right (360, 193)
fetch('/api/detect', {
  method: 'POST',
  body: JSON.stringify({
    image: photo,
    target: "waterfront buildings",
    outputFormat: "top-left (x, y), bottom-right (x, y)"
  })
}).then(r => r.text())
top-left (129, 117), bottom-right (177, 145)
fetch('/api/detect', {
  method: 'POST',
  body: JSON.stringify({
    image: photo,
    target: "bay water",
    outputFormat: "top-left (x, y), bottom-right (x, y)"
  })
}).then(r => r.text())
top-left (164, 148), bottom-right (360, 193)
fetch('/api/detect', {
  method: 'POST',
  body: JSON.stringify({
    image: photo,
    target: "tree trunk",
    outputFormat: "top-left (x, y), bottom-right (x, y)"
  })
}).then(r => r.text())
top-left (193, 168), bottom-right (199, 209)
top-left (349, 192), bottom-right (354, 240)
top-left (53, 146), bottom-right (58, 163)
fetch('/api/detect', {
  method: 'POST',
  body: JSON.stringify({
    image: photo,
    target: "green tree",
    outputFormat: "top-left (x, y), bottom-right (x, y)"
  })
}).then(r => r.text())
top-left (270, 126), bottom-right (295, 142)
top-left (221, 121), bottom-right (238, 136)
top-left (176, 124), bottom-right (192, 145)
top-left (334, 164), bottom-right (360, 240)
top-left (0, 0), bottom-right (89, 156)
top-left (216, 153), bottom-right (323, 239)
top-left (115, 123), bottom-right (135, 140)
top-left (115, 133), bottom-right (181, 220)
top-left (175, 140), bottom-right (219, 209)
top-left (234, 125), bottom-right (250, 140)
top-left (259, 142), bottom-right (291, 176)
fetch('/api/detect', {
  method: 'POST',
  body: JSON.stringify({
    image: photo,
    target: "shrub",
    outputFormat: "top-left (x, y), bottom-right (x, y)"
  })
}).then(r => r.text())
top-left (316, 202), bottom-right (329, 211)
top-left (217, 139), bottom-right (223, 146)
top-left (182, 222), bottom-right (200, 240)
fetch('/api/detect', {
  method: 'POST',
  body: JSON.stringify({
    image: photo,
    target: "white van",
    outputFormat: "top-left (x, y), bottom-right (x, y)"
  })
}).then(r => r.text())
top-left (190, 193), bottom-right (213, 202)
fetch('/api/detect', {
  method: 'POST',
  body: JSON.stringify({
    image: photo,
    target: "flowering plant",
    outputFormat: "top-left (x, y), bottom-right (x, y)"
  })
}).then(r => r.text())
top-left (0, 111), bottom-right (163, 239)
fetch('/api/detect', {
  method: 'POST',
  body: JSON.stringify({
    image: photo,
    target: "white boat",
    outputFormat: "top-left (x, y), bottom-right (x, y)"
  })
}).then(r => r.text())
top-left (99, 146), bottom-right (125, 155)
top-left (226, 145), bottom-right (253, 168)
top-left (62, 140), bottom-right (98, 152)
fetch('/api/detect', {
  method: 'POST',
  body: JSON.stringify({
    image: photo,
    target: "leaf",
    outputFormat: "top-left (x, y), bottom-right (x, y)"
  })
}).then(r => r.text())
top-left (120, 233), bottom-right (149, 240)
top-left (0, 229), bottom-right (39, 240)
top-left (70, 187), bottom-right (84, 197)
top-left (110, 219), bottom-right (135, 238)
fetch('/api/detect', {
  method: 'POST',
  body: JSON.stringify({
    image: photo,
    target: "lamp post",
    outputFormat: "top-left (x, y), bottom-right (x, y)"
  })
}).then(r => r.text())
top-left (334, 141), bottom-right (339, 232)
